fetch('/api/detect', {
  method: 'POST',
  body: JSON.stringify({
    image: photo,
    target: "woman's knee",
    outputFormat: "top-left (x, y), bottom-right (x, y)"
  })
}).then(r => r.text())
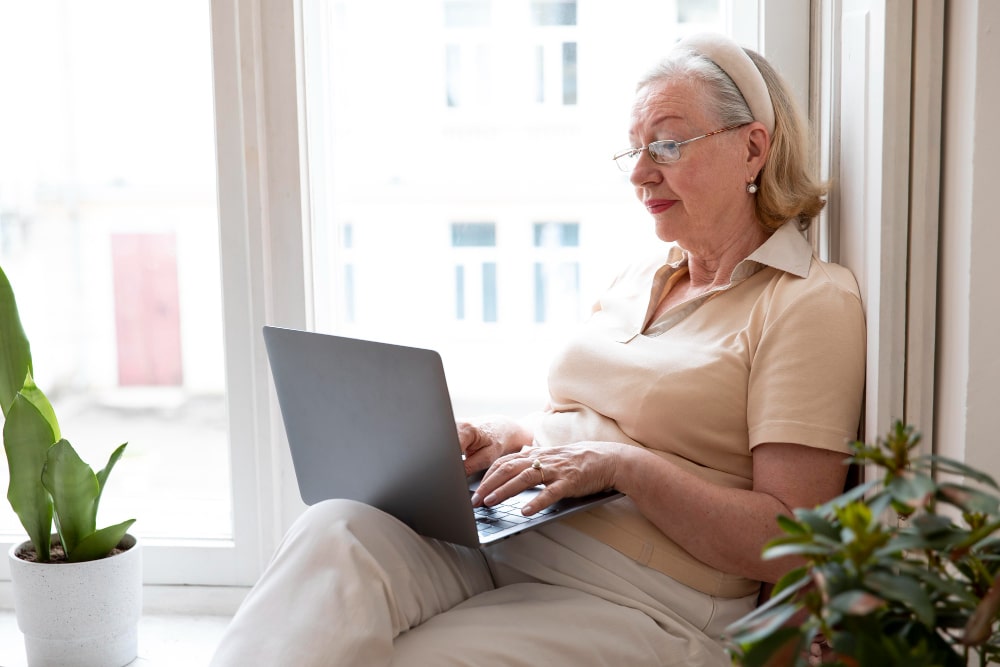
top-left (299, 497), bottom-right (376, 525)
top-left (291, 498), bottom-right (381, 538)
top-left (286, 498), bottom-right (405, 551)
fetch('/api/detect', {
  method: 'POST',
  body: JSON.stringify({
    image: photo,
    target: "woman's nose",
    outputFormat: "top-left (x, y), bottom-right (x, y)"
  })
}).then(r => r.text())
top-left (629, 151), bottom-right (661, 186)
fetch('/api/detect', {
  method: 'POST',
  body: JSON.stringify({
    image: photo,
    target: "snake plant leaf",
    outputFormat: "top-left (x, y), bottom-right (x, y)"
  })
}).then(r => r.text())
top-left (3, 393), bottom-right (56, 561)
top-left (94, 442), bottom-right (128, 523)
top-left (40, 439), bottom-right (100, 556)
top-left (0, 265), bottom-right (32, 418)
top-left (65, 518), bottom-right (136, 563)
top-left (17, 371), bottom-right (60, 441)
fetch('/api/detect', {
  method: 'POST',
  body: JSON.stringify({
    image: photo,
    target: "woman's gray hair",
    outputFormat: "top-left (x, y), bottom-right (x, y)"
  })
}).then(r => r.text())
top-left (637, 50), bottom-right (754, 130)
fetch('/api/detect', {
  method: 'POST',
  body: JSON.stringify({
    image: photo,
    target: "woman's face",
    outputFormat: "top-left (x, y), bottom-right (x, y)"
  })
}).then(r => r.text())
top-left (627, 76), bottom-right (758, 253)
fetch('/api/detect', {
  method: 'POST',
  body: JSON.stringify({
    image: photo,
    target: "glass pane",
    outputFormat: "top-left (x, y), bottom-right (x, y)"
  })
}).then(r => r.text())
top-left (304, 0), bottom-right (727, 417)
top-left (452, 222), bottom-right (497, 247)
top-left (531, 0), bottom-right (577, 26)
top-left (0, 2), bottom-right (230, 540)
top-left (562, 41), bottom-right (578, 105)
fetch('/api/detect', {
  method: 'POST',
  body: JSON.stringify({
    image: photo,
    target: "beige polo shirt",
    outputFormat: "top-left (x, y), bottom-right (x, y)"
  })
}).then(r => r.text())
top-left (534, 221), bottom-right (867, 598)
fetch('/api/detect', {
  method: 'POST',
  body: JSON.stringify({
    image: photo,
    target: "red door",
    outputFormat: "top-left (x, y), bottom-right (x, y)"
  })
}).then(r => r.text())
top-left (111, 233), bottom-right (183, 386)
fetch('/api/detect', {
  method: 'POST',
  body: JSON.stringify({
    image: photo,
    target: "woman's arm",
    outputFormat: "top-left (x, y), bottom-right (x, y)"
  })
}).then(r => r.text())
top-left (474, 439), bottom-right (847, 584)
top-left (616, 441), bottom-right (848, 583)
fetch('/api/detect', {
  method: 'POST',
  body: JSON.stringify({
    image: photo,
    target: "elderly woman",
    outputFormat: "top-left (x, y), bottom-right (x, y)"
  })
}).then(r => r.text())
top-left (212, 33), bottom-right (865, 667)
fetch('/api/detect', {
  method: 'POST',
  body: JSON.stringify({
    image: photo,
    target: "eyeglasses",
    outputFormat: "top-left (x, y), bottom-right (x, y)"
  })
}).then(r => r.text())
top-left (612, 123), bottom-right (747, 172)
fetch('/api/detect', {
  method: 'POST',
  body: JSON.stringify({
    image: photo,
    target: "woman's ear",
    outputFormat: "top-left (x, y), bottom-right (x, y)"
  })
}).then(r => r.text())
top-left (745, 121), bottom-right (770, 175)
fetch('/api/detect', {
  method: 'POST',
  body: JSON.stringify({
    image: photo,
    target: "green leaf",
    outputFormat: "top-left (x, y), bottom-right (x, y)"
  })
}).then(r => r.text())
top-left (40, 440), bottom-right (99, 555)
top-left (3, 393), bottom-right (55, 561)
top-left (794, 508), bottom-right (841, 540)
top-left (762, 541), bottom-right (836, 560)
top-left (777, 514), bottom-right (806, 535)
top-left (0, 265), bottom-right (33, 417)
top-left (912, 513), bottom-right (955, 537)
top-left (770, 566), bottom-right (810, 598)
top-left (917, 454), bottom-right (1000, 490)
top-left (876, 532), bottom-right (931, 556)
top-left (887, 473), bottom-right (937, 507)
top-left (65, 518), bottom-right (135, 563)
top-left (728, 602), bottom-right (804, 648)
top-left (937, 483), bottom-right (1000, 515)
top-left (732, 625), bottom-right (810, 667)
top-left (729, 573), bottom-right (810, 634)
top-left (828, 589), bottom-right (886, 616)
top-left (17, 372), bottom-right (60, 441)
top-left (813, 479), bottom-right (878, 515)
top-left (93, 442), bottom-right (128, 526)
top-left (865, 570), bottom-right (936, 628)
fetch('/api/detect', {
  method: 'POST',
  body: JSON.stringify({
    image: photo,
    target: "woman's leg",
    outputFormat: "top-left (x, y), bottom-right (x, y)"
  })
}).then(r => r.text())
top-left (210, 499), bottom-right (494, 667)
top-left (389, 523), bottom-right (757, 666)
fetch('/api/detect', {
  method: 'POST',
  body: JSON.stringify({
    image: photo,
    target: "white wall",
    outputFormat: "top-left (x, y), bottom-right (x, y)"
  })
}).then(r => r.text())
top-left (936, 0), bottom-right (1000, 473)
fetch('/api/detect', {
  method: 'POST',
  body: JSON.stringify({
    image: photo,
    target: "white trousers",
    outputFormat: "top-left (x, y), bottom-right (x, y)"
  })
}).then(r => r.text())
top-left (210, 499), bottom-right (756, 666)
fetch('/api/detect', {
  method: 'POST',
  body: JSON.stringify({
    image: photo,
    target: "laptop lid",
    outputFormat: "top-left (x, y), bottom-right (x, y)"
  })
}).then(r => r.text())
top-left (263, 326), bottom-right (483, 547)
top-left (262, 326), bottom-right (623, 548)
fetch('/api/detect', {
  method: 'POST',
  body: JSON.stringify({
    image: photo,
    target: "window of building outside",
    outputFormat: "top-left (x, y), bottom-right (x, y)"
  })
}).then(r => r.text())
top-left (452, 222), bottom-right (498, 323)
top-left (0, 3), bottom-right (230, 544)
top-left (304, 0), bottom-right (728, 418)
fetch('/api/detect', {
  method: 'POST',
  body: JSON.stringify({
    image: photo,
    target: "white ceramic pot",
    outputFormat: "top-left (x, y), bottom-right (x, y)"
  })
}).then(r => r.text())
top-left (8, 534), bottom-right (142, 667)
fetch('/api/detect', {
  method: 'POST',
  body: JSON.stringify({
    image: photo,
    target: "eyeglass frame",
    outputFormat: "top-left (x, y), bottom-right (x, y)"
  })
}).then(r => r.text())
top-left (612, 123), bottom-right (749, 172)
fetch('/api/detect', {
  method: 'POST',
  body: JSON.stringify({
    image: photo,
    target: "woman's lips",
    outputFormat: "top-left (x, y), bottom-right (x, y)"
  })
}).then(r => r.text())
top-left (645, 199), bottom-right (676, 214)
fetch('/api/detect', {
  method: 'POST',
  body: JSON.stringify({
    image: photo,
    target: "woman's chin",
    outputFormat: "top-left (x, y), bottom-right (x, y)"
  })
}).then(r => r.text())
top-left (653, 220), bottom-right (680, 244)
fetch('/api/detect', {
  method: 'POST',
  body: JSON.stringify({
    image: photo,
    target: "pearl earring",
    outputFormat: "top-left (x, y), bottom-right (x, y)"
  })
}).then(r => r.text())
top-left (746, 182), bottom-right (759, 194)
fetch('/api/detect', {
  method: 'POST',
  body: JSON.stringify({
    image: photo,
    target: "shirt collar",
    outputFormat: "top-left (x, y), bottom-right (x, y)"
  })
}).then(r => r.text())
top-left (744, 220), bottom-right (813, 278)
top-left (663, 220), bottom-right (813, 279)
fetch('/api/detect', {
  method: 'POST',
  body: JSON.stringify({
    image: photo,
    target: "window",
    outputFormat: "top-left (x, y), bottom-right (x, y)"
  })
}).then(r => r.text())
top-left (452, 223), bottom-right (499, 323)
top-left (0, 3), bottom-right (231, 552)
top-left (533, 222), bottom-right (581, 323)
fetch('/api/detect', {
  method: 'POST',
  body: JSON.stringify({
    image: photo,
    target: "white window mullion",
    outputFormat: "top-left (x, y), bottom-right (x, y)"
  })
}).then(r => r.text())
top-left (204, 0), bottom-right (309, 585)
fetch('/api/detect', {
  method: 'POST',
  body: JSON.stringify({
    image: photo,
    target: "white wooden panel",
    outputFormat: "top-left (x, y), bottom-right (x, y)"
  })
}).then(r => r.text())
top-left (937, 0), bottom-right (1000, 472)
top-left (829, 0), bottom-right (911, 443)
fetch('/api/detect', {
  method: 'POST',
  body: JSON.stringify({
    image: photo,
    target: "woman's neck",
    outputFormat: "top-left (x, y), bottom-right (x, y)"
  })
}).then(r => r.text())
top-left (684, 224), bottom-right (769, 290)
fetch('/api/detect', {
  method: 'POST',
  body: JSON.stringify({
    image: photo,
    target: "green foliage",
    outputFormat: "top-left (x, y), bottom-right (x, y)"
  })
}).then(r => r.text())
top-left (727, 421), bottom-right (1000, 667)
top-left (0, 265), bottom-right (134, 563)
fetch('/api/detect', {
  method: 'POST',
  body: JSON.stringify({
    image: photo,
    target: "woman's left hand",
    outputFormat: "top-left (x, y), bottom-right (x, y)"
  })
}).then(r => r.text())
top-left (471, 441), bottom-right (624, 515)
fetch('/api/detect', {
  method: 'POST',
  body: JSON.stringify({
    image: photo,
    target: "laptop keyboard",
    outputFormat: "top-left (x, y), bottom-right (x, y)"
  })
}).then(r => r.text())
top-left (473, 494), bottom-right (559, 536)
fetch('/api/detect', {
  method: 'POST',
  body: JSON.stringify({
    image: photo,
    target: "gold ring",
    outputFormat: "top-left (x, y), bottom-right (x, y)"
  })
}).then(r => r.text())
top-left (531, 458), bottom-right (545, 484)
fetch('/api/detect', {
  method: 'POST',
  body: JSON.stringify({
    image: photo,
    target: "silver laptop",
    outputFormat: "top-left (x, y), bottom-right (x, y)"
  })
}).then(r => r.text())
top-left (262, 326), bottom-right (622, 548)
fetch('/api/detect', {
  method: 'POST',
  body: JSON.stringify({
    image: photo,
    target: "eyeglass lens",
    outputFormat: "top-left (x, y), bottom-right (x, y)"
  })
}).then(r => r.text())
top-left (615, 140), bottom-right (680, 171)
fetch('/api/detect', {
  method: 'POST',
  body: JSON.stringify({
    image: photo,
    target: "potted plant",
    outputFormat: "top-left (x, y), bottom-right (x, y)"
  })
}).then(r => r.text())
top-left (1, 264), bottom-right (141, 667)
top-left (726, 421), bottom-right (1000, 667)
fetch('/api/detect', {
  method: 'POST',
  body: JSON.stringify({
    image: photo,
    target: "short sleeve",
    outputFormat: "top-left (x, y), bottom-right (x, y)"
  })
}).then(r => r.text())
top-left (747, 277), bottom-right (866, 453)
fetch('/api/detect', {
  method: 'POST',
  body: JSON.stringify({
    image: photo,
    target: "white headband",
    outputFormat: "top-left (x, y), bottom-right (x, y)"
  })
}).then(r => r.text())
top-left (674, 33), bottom-right (775, 136)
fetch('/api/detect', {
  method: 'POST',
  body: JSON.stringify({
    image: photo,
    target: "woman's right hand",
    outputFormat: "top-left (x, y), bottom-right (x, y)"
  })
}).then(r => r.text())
top-left (456, 415), bottom-right (535, 476)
